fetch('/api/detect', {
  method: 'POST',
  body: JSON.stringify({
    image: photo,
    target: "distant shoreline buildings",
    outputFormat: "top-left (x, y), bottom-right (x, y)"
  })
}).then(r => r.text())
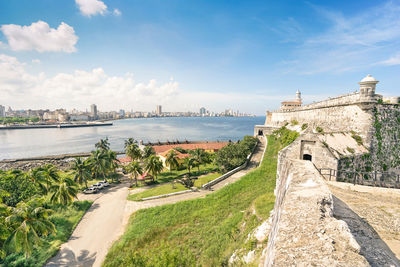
top-left (0, 104), bottom-right (255, 124)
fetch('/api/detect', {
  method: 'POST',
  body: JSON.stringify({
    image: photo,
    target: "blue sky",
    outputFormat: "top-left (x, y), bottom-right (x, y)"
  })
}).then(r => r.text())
top-left (0, 0), bottom-right (399, 115)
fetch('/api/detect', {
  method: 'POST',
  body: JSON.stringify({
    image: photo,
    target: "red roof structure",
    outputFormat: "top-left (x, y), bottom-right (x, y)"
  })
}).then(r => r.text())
top-left (152, 142), bottom-right (228, 154)
top-left (159, 149), bottom-right (189, 159)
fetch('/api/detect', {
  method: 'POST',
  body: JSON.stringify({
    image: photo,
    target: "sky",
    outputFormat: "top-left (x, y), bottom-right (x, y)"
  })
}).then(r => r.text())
top-left (0, 0), bottom-right (400, 115)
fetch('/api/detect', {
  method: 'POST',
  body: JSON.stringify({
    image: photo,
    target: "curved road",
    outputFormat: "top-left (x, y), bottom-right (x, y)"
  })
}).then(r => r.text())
top-left (46, 138), bottom-right (266, 267)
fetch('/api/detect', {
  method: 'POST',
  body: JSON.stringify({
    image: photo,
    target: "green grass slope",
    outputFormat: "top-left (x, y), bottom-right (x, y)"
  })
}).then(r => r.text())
top-left (103, 136), bottom-right (280, 266)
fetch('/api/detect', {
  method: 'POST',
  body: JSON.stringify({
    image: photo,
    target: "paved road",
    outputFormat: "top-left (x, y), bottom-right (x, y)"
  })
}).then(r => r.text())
top-left (46, 138), bottom-right (266, 267)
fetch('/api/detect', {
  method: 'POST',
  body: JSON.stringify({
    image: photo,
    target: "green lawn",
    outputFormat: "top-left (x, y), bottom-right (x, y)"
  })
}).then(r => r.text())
top-left (128, 172), bottom-right (221, 201)
top-left (2, 200), bottom-right (92, 267)
top-left (103, 136), bottom-right (281, 266)
top-left (155, 163), bottom-right (217, 184)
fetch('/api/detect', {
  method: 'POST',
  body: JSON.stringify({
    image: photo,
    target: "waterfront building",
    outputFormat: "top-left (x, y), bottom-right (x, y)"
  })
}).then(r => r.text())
top-left (200, 107), bottom-right (206, 115)
top-left (0, 105), bottom-right (5, 117)
top-left (156, 105), bottom-right (162, 115)
top-left (91, 104), bottom-right (98, 120)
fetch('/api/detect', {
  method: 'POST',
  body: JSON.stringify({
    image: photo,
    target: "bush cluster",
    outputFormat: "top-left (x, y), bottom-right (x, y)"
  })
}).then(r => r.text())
top-left (215, 136), bottom-right (258, 173)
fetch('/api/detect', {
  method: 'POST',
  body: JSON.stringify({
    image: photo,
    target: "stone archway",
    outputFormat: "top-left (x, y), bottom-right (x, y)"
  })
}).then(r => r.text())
top-left (303, 154), bottom-right (312, 161)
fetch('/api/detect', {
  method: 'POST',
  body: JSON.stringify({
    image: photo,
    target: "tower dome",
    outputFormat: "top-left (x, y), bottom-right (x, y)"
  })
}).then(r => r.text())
top-left (358, 74), bottom-right (378, 97)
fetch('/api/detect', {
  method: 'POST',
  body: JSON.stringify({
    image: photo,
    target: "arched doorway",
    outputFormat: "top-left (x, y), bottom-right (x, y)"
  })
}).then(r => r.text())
top-left (303, 154), bottom-right (312, 161)
top-left (258, 130), bottom-right (263, 136)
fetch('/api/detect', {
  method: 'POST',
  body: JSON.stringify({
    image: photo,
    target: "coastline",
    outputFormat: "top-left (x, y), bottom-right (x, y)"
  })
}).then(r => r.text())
top-left (0, 122), bottom-right (113, 130)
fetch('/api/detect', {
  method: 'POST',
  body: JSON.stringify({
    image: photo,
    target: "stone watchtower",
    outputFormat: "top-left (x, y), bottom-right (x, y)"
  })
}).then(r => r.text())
top-left (359, 74), bottom-right (379, 99)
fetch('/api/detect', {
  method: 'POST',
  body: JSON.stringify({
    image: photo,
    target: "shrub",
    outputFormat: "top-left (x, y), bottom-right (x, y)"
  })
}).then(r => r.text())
top-left (346, 147), bottom-right (355, 154)
top-left (272, 126), bottom-right (299, 147)
top-left (301, 123), bottom-right (308, 130)
top-left (351, 133), bottom-right (363, 146)
top-left (315, 126), bottom-right (324, 133)
top-left (290, 119), bottom-right (298, 126)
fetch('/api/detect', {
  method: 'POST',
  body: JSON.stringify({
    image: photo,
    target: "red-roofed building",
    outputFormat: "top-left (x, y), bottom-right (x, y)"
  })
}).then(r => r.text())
top-left (152, 142), bottom-right (228, 154)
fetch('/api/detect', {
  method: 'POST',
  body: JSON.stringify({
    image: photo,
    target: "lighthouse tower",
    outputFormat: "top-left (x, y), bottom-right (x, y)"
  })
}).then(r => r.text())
top-left (296, 90), bottom-right (302, 103)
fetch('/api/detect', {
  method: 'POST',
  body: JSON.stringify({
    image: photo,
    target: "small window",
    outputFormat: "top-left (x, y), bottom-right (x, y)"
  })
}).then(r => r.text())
top-left (303, 154), bottom-right (312, 161)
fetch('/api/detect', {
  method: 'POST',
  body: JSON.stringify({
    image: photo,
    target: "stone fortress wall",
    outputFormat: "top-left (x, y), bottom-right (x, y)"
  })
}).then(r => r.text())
top-left (258, 75), bottom-right (400, 266)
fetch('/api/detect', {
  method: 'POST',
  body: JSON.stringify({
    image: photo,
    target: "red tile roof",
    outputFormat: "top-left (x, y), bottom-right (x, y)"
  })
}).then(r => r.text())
top-left (159, 149), bottom-right (190, 159)
top-left (152, 142), bottom-right (228, 154)
top-left (118, 156), bottom-right (132, 164)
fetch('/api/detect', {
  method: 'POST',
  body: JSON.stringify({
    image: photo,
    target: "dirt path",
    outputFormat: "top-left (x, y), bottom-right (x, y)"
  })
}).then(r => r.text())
top-left (46, 138), bottom-right (266, 267)
top-left (328, 182), bottom-right (400, 266)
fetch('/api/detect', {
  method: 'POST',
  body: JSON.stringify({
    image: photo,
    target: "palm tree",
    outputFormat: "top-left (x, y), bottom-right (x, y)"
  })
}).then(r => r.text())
top-left (142, 145), bottom-right (156, 159)
top-left (29, 167), bottom-right (47, 194)
top-left (183, 157), bottom-right (195, 176)
top-left (145, 155), bottom-right (164, 181)
top-left (165, 150), bottom-right (180, 170)
top-left (126, 143), bottom-right (142, 162)
top-left (124, 138), bottom-right (136, 149)
top-left (41, 164), bottom-right (60, 192)
top-left (50, 177), bottom-right (78, 206)
top-left (89, 150), bottom-right (108, 180)
top-left (125, 161), bottom-right (143, 186)
top-left (190, 148), bottom-right (206, 172)
top-left (105, 150), bottom-right (119, 182)
top-left (5, 198), bottom-right (55, 258)
top-left (95, 137), bottom-right (110, 151)
top-left (71, 158), bottom-right (91, 189)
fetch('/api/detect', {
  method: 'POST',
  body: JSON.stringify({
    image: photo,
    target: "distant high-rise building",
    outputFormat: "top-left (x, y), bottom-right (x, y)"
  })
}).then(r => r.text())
top-left (90, 104), bottom-right (98, 119)
top-left (200, 107), bottom-right (206, 115)
top-left (0, 105), bottom-right (5, 117)
top-left (156, 105), bottom-right (162, 115)
top-left (119, 109), bottom-right (125, 117)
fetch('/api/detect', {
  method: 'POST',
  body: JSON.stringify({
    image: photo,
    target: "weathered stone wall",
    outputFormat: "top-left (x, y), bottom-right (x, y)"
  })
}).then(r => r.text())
top-left (337, 104), bottom-right (400, 182)
top-left (269, 104), bottom-right (373, 140)
top-left (264, 155), bottom-right (369, 266)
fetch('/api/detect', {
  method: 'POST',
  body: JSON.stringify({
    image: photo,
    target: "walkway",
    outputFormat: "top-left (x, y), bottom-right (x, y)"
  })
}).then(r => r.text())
top-left (46, 138), bottom-right (266, 267)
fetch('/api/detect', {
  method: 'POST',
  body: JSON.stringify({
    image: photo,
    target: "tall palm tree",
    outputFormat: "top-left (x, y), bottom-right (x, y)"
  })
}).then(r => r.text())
top-left (190, 148), bottom-right (206, 172)
top-left (50, 177), bottom-right (78, 205)
top-left (124, 138), bottom-right (136, 149)
top-left (41, 164), bottom-right (60, 192)
top-left (145, 155), bottom-right (163, 181)
top-left (5, 198), bottom-right (55, 258)
top-left (105, 150), bottom-right (119, 182)
top-left (0, 201), bottom-right (10, 258)
top-left (29, 167), bottom-right (47, 194)
top-left (95, 137), bottom-right (110, 151)
top-left (126, 143), bottom-right (142, 162)
top-left (125, 161), bottom-right (143, 186)
top-left (165, 150), bottom-right (180, 170)
top-left (89, 150), bottom-right (108, 180)
top-left (142, 145), bottom-right (156, 159)
top-left (71, 157), bottom-right (91, 189)
top-left (183, 157), bottom-right (195, 176)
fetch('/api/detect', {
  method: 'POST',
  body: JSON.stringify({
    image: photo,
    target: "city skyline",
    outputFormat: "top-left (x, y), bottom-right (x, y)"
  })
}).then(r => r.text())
top-left (1, 1), bottom-right (400, 115)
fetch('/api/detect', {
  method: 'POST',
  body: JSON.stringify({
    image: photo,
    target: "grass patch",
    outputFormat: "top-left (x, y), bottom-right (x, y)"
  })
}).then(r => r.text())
top-left (2, 200), bottom-right (92, 267)
top-left (103, 136), bottom-right (281, 266)
top-left (128, 173), bottom-right (221, 201)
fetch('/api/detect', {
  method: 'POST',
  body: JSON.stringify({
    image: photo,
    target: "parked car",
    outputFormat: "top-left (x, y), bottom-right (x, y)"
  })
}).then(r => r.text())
top-left (99, 180), bottom-right (110, 187)
top-left (92, 183), bottom-right (104, 190)
top-left (83, 187), bottom-right (98, 194)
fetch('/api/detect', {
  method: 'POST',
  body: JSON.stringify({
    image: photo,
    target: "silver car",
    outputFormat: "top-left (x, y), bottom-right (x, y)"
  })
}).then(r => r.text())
top-left (83, 187), bottom-right (98, 194)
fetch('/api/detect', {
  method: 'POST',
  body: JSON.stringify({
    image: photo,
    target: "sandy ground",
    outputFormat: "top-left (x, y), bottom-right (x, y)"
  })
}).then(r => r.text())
top-left (328, 181), bottom-right (400, 265)
top-left (45, 138), bottom-right (266, 267)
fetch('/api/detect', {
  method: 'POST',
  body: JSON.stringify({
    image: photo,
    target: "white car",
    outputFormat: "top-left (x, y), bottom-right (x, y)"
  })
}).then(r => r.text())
top-left (99, 180), bottom-right (110, 187)
top-left (83, 187), bottom-right (98, 194)
top-left (92, 183), bottom-right (104, 190)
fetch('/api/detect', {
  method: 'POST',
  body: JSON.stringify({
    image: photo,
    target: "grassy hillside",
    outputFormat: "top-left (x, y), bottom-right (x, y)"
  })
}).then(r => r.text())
top-left (103, 136), bottom-right (281, 266)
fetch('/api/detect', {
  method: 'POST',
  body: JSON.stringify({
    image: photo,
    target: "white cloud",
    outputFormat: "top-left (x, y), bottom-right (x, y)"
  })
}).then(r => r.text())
top-left (31, 59), bottom-right (41, 64)
top-left (0, 54), bottom-right (298, 114)
top-left (0, 21), bottom-right (78, 53)
top-left (75, 0), bottom-right (107, 17)
top-left (113, 8), bottom-right (121, 16)
top-left (282, 1), bottom-right (400, 74)
top-left (377, 53), bottom-right (400, 66)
